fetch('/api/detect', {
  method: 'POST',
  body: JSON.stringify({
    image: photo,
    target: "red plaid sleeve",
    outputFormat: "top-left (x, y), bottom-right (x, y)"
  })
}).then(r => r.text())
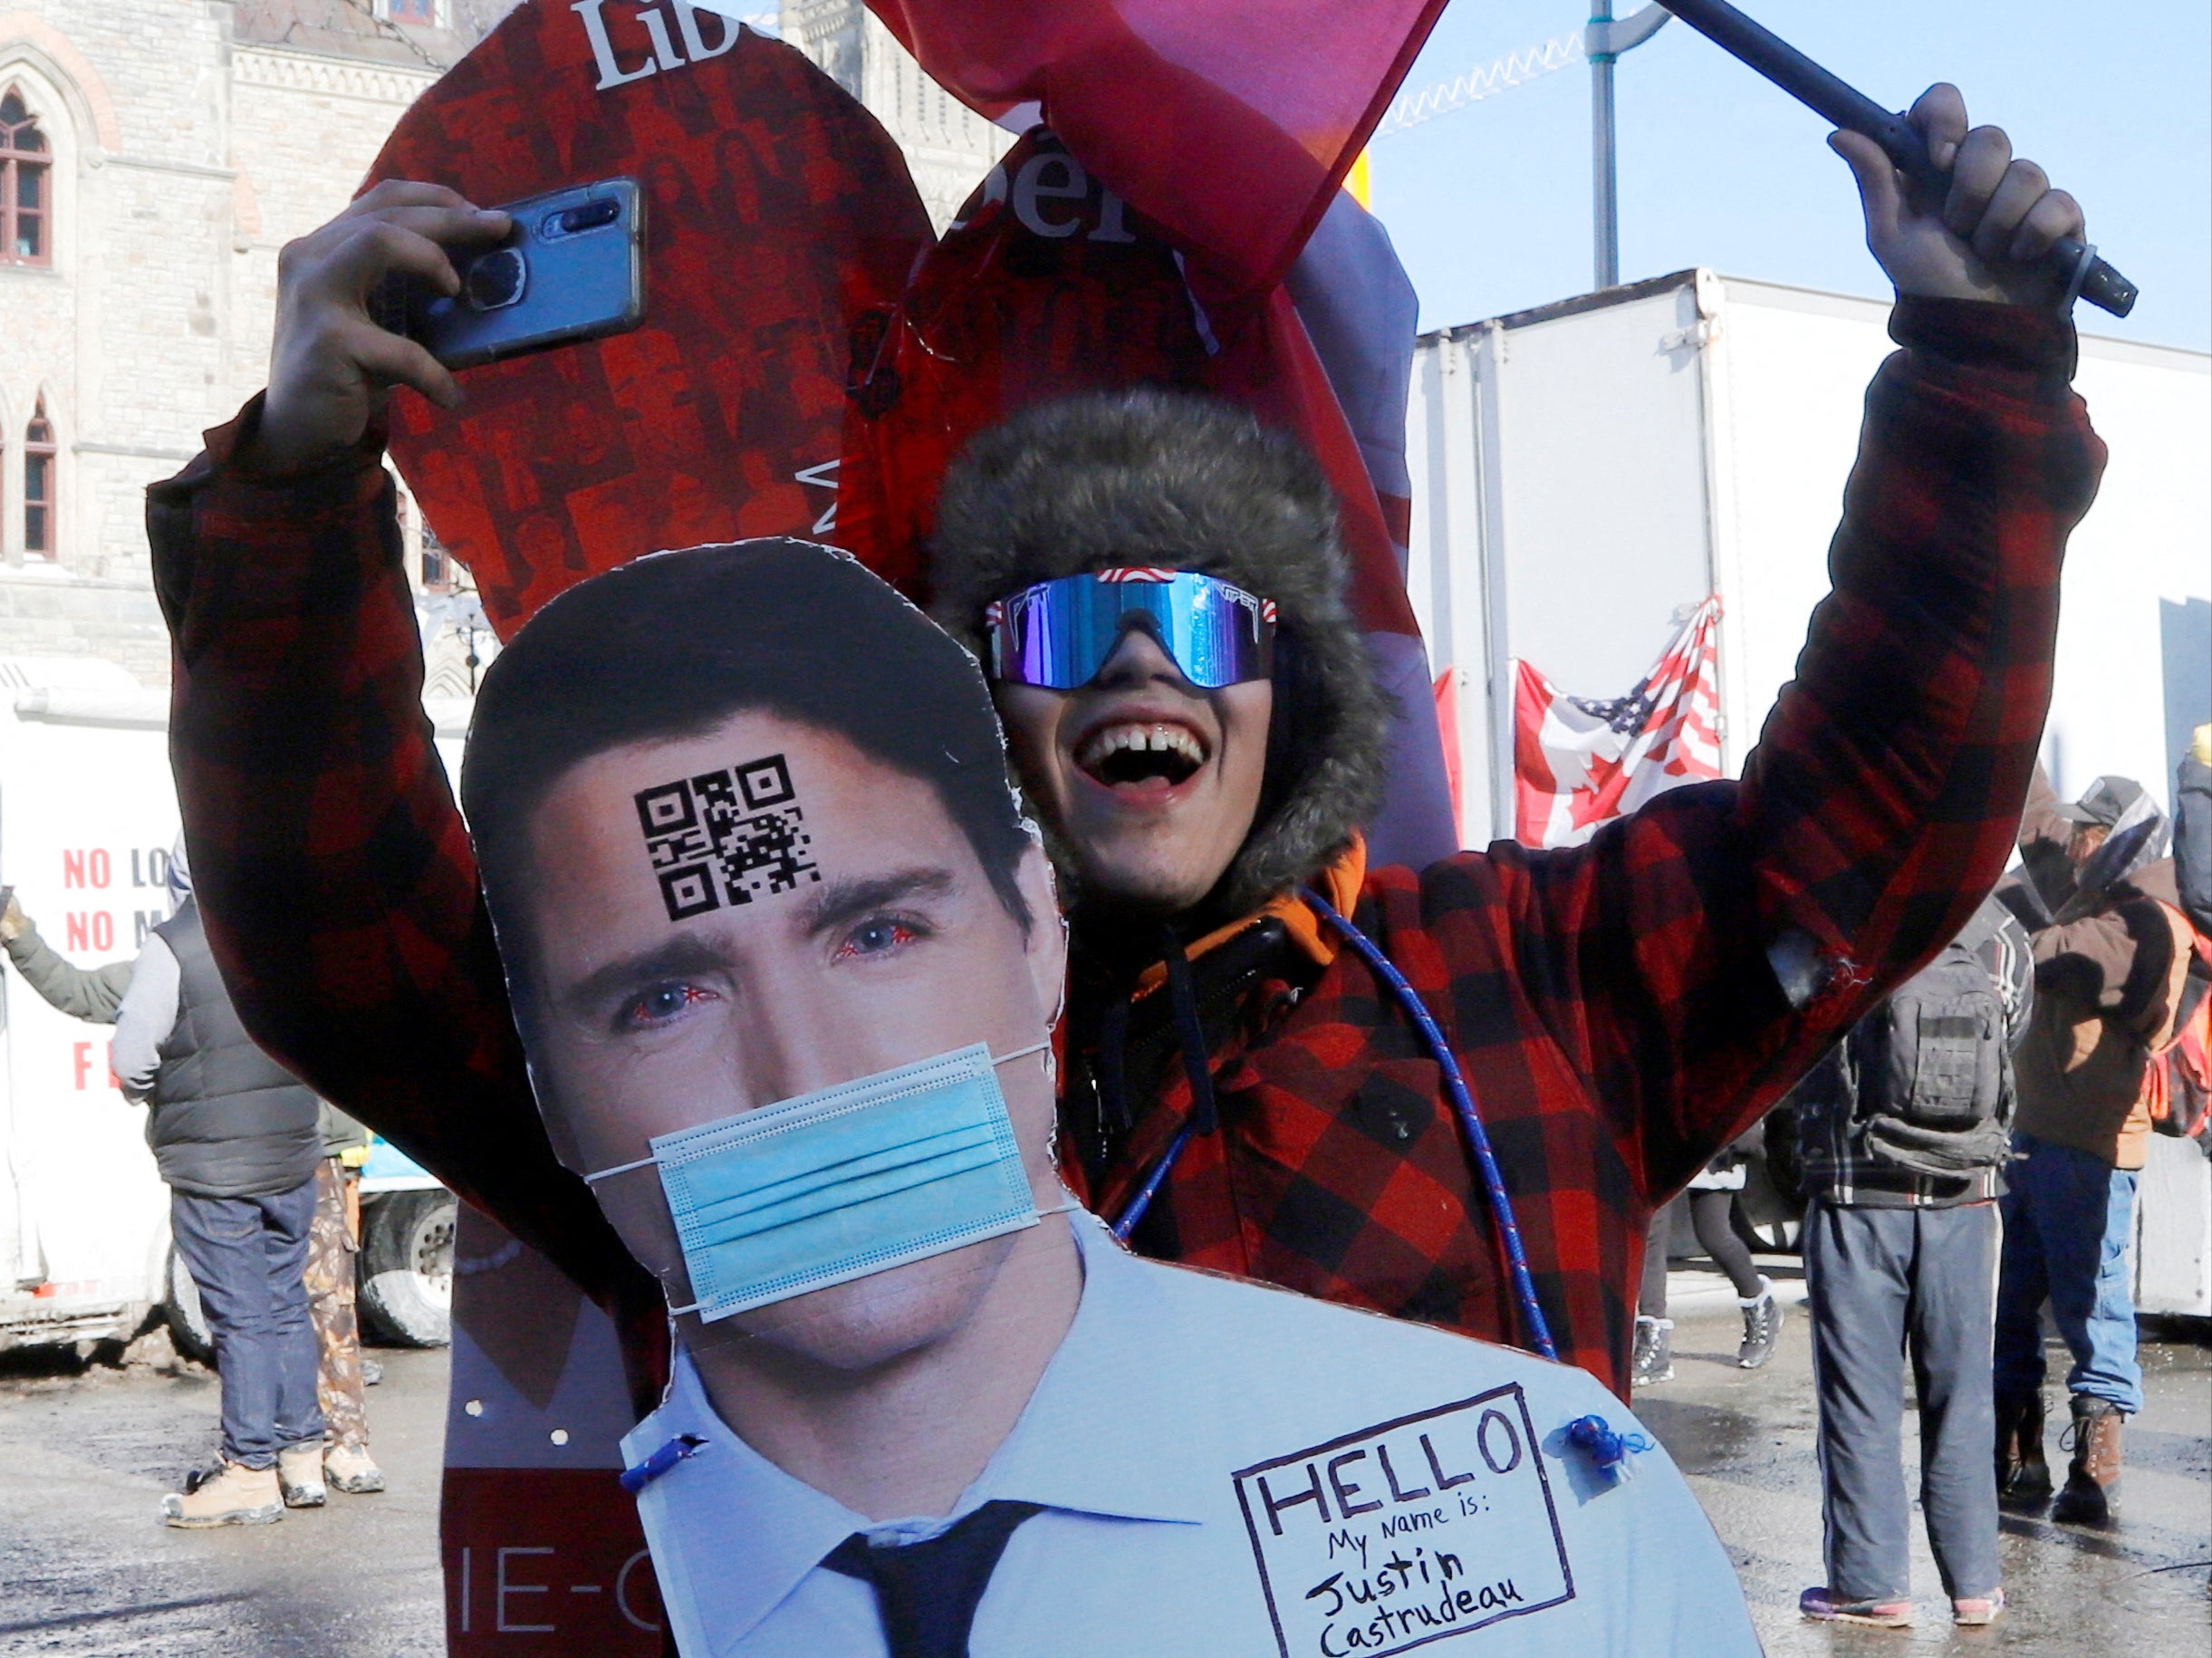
top-left (1461, 297), bottom-right (2104, 1199)
top-left (148, 399), bottom-right (659, 1362)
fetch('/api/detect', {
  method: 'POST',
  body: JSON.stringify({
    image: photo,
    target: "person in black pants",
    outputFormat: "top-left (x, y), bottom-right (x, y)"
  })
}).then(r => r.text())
top-left (1633, 1145), bottom-right (1784, 1385)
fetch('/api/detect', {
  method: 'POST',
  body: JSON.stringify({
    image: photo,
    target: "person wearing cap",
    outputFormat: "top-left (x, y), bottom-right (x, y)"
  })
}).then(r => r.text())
top-left (1991, 764), bottom-right (2191, 1526)
top-left (146, 85), bottom-right (2102, 1410)
top-left (2007, 769), bottom-right (2153, 925)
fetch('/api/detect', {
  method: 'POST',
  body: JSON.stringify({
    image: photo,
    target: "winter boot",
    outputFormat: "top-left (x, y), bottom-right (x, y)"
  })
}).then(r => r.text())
top-left (276, 1441), bottom-right (328, 1508)
top-left (324, 1441), bottom-right (387, 1495)
top-left (160, 1460), bottom-right (284, 1528)
top-left (1995, 1390), bottom-right (2052, 1509)
top-left (1736, 1277), bottom-right (1784, 1369)
top-left (1631, 1316), bottom-right (1674, 1386)
top-left (2051, 1394), bottom-right (2125, 1526)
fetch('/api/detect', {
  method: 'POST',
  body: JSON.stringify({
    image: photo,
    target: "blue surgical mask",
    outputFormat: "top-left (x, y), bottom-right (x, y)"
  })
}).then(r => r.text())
top-left (584, 1040), bottom-right (1058, 1321)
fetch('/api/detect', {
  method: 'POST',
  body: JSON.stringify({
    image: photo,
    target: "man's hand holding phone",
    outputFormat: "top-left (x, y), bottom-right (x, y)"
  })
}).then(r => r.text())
top-left (249, 180), bottom-right (511, 479)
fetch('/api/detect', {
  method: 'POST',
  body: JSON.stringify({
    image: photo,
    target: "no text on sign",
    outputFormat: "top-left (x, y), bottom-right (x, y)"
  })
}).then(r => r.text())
top-left (1233, 1383), bottom-right (1573, 1656)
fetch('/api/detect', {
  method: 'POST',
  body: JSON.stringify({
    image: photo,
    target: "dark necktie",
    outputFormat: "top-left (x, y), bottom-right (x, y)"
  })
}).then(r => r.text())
top-left (822, 1499), bottom-right (1043, 1658)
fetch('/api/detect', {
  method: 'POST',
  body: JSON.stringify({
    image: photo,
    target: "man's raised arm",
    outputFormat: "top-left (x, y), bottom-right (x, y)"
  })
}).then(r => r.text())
top-left (1496, 86), bottom-right (2105, 1196)
top-left (2, 894), bottom-right (134, 1024)
top-left (149, 184), bottom-right (646, 1320)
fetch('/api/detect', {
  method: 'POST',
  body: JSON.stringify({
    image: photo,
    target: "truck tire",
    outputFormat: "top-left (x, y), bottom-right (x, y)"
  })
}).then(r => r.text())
top-left (163, 1245), bottom-right (215, 1364)
top-left (358, 1190), bottom-right (456, 1348)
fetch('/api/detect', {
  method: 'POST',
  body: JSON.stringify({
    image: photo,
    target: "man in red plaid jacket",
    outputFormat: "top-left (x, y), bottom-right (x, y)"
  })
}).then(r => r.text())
top-left (150, 86), bottom-right (2101, 1400)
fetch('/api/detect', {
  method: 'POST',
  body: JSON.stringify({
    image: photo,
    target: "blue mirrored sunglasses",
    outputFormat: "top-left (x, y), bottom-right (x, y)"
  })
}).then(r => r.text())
top-left (986, 569), bottom-right (1277, 691)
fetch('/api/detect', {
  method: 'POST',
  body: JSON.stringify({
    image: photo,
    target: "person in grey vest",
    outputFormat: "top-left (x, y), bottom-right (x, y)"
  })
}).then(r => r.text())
top-left (5, 876), bottom-right (388, 1487)
top-left (111, 843), bottom-right (327, 1527)
top-left (1788, 892), bottom-right (2033, 1631)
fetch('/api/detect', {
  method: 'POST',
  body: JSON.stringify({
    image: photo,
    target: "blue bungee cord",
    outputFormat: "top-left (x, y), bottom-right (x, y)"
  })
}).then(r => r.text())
top-left (620, 1433), bottom-right (708, 1494)
top-left (1109, 889), bottom-right (1559, 1364)
top-left (1563, 1413), bottom-right (1653, 1481)
top-left (1299, 890), bottom-right (1558, 1364)
top-left (1111, 1122), bottom-right (1193, 1244)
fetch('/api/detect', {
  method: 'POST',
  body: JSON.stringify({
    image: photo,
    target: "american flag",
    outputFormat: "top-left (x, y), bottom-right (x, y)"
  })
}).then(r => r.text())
top-left (1514, 597), bottom-right (1724, 849)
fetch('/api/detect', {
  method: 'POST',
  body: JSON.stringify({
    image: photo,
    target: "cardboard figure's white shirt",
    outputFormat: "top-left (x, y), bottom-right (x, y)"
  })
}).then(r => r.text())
top-left (622, 1213), bottom-right (1757, 1657)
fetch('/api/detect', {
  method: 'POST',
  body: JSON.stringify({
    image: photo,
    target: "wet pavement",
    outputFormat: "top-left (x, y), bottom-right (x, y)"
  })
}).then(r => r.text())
top-left (1645, 1263), bottom-right (2212, 1653)
top-left (0, 1280), bottom-right (2204, 1654)
top-left (0, 1332), bottom-right (447, 1655)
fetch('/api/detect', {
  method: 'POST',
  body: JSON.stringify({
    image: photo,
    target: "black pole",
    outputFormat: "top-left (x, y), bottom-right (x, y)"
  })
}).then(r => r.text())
top-left (1659, 0), bottom-right (2137, 316)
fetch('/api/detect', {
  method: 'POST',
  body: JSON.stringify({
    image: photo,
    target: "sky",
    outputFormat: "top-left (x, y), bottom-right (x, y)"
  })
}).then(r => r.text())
top-left (1370, 0), bottom-right (2212, 352)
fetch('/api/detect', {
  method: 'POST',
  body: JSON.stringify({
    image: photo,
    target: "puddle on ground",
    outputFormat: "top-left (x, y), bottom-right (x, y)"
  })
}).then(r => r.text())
top-left (1631, 1396), bottom-right (1767, 1476)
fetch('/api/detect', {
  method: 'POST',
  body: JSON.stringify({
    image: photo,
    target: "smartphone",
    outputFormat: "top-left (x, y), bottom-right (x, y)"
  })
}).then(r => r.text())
top-left (372, 178), bottom-right (646, 371)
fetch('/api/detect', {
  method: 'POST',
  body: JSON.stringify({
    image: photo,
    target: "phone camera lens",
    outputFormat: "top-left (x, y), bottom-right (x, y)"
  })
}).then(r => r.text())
top-left (543, 198), bottom-right (622, 239)
top-left (569, 199), bottom-right (621, 233)
top-left (463, 246), bottom-right (527, 311)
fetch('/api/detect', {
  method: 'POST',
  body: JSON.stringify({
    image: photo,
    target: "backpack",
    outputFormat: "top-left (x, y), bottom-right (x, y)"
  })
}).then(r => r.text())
top-left (2146, 915), bottom-right (2212, 1143)
top-left (1853, 937), bottom-right (2009, 1132)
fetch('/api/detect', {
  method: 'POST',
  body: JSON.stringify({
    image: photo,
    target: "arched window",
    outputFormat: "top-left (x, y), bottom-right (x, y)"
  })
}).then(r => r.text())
top-left (24, 398), bottom-right (55, 558)
top-left (420, 519), bottom-right (451, 592)
top-left (1, 87), bottom-right (51, 266)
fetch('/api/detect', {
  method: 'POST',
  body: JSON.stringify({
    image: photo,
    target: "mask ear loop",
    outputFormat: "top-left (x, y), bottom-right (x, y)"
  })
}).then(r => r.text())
top-left (998, 1038), bottom-right (1083, 1219)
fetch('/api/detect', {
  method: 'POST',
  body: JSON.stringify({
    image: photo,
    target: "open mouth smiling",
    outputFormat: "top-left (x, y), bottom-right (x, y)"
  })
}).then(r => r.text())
top-left (1072, 720), bottom-right (1209, 791)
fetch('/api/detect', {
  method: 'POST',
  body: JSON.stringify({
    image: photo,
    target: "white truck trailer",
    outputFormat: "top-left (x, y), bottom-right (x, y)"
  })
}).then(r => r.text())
top-left (1403, 269), bottom-right (2212, 1316)
top-left (0, 657), bottom-right (179, 1350)
top-left (0, 658), bottom-right (462, 1354)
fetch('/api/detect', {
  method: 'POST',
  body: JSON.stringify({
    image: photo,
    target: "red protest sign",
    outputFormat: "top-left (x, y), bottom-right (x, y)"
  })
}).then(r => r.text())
top-left (370, 0), bottom-right (930, 637)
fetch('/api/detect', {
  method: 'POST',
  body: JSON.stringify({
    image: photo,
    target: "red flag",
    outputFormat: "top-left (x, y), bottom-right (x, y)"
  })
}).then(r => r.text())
top-left (1434, 667), bottom-right (1464, 834)
top-left (867, 0), bottom-right (1448, 293)
top-left (1514, 598), bottom-right (1725, 849)
top-left (837, 130), bottom-right (1417, 639)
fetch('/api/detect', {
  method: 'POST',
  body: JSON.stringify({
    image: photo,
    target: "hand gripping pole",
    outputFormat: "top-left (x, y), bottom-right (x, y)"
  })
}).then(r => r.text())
top-left (1660, 0), bottom-right (2137, 316)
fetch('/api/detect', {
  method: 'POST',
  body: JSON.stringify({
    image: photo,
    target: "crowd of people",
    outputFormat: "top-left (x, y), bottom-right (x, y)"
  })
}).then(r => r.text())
top-left (1622, 740), bottom-right (2210, 1629)
top-left (4, 865), bottom-right (385, 1524)
top-left (6, 15), bottom-right (2206, 1653)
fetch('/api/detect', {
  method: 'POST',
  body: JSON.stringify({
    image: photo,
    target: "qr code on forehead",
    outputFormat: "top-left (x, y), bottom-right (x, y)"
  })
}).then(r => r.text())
top-left (634, 753), bottom-right (819, 921)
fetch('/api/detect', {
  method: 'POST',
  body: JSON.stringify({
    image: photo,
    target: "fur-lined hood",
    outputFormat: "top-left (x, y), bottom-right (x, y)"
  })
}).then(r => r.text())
top-left (928, 390), bottom-right (1390, 915)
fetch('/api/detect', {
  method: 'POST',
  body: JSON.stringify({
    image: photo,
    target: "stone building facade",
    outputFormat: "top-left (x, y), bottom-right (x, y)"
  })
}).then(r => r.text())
top-left (0, 0), bottom-right (1004, 687)
top-left (0, 2), bottom-right (513, 681)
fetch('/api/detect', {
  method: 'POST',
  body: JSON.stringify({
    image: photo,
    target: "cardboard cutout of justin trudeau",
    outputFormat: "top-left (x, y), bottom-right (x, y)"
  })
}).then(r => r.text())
top-left (458, 540), bottom-right (1756, 1658)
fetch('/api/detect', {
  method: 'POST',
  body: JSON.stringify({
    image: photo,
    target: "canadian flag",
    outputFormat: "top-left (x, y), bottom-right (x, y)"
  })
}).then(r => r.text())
top-left (1514, 597), bottom-right (1724, 849)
